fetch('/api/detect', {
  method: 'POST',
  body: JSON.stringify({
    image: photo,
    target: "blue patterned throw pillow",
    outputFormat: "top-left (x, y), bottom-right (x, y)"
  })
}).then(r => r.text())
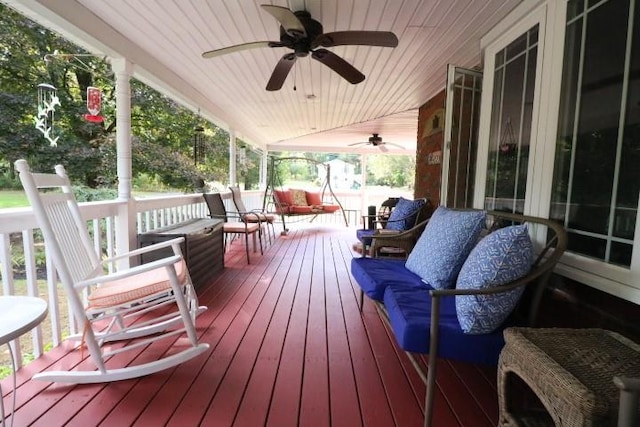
top-left (385, 197), bottom-right (426, 231)
top-left (405, 207), bottom-right (486, 289)
top-left (455, 224), bottom-right (533, 334)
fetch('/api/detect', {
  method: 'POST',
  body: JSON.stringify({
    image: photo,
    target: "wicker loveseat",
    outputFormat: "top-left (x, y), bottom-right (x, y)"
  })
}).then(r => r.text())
top-left (350, 207), bottom-right (567, 427)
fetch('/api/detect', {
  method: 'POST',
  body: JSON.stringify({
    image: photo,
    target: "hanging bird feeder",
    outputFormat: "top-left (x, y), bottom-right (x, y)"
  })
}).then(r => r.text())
top-left (84, 86), bottom-right (104, 123)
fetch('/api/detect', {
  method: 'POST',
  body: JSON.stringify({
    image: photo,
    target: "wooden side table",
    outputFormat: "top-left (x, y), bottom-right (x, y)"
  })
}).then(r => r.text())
top-left (498, 327), bottom-right (640, 426)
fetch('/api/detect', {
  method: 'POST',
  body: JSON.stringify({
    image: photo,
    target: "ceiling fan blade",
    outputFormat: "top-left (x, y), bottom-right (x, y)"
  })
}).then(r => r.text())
top-left (385, 142), bottom-right (406, 149)
top-left (348, 142), bottom-right (368, 147)
top-left (379, 144), bottom-right (389, 152)
top-left (311, 49), bottom-right (365, 84)
top-left (261, 5), bottom-right (306, 37)
top-left (266, 53), bottom-right (297, 91)
top-left (313, 31), bottom-right (399, 48)
top-left (202, 41), bottom-right (277, 59)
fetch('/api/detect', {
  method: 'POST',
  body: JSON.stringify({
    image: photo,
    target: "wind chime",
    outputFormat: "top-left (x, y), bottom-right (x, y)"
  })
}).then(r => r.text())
top-left (193, 125), bottom-right (206, 165)
top-left (34, 83), bottom-right (60, 146)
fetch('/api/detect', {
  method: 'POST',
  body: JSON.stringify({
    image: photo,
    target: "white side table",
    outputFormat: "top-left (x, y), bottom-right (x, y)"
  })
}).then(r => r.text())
top-left (0, 296), bottom-right (48, 425)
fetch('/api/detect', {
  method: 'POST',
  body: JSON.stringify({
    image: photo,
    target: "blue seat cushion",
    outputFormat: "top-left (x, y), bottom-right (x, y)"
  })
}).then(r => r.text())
top-left (351, 257), bottom-right (424, 301)
top-left (383, 283), bottom-right (505, 364)
top-left (356, 229), bottom-right (375, 245)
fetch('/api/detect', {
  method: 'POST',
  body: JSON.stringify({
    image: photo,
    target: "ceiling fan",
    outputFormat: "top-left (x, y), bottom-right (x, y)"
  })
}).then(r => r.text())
top-left (348, 134), bottom-right (404, 152)
top-left (202, 5), bottom-right (398, 91)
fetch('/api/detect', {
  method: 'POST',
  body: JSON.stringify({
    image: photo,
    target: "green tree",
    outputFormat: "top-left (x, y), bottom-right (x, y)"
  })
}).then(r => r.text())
top-left (0, 4), bottom-right (232, 192)
top-left (366, 154), bottom-right (415, 188)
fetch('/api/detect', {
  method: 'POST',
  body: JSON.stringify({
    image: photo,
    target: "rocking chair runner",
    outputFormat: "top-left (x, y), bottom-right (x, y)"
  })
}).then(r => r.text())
top-left (15, 159), bottom-right (209, 384)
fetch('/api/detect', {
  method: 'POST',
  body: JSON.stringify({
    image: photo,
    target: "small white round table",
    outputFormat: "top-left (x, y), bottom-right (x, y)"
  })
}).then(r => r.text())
top-left (0, 296), bottom-right (48, 425)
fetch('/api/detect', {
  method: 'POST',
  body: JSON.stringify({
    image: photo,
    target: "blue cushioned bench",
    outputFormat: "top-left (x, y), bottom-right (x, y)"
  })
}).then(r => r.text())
top-left (351, 257), bottom-right (505, 361)
top-left (350, 208), bottom-right (567, 427)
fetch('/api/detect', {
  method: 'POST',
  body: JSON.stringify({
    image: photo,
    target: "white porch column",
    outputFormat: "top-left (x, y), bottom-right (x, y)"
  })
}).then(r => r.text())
top-left (360, 153), bottom-right (368, 215)
top-left (229, 130), bottom-right (237, 186)
top-left (112, 58), bottom-right (136, 267)
top-left (260, 150), bottom-right (268, 189)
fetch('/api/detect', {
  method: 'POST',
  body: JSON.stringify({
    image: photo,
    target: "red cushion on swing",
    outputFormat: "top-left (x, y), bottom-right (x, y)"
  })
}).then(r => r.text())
top-left (273, 189), bottom-right (293, 206)
top-left (291, 205), bottom-right (314, 214)
top-left (321, 204), bottom-right (340, 213)
top-left (305, 191), bottom-right (322, 206)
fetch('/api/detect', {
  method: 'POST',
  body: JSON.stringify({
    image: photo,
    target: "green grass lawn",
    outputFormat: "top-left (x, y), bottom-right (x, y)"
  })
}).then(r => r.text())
top-left (0, 190), bottom-right (28, 208)
top-left (0, 190), bottom-right (183, 209)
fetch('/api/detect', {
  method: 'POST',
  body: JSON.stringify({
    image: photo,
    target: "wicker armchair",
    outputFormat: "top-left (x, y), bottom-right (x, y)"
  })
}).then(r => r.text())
top-left (359, 200), bottom-right (434, 257)
top-left (368, 218), bottom-right (430, 257)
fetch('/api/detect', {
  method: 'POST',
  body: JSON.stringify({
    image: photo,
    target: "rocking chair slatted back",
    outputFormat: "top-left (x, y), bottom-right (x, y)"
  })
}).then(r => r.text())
top-left (44, 193), bottom-right (101, 283)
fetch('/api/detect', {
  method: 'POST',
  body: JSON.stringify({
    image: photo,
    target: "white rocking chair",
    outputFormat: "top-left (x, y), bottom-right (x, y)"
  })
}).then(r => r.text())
top-left (15, 160), bottom-right (209, 384)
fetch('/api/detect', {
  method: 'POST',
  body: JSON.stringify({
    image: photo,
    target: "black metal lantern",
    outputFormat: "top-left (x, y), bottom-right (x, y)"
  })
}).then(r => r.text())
top-left (193, 125), bottom-right (206, 165)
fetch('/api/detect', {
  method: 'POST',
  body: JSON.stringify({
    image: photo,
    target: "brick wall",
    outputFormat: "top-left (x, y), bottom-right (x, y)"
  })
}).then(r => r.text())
top-left (414, 90), bottom-right (446, 205)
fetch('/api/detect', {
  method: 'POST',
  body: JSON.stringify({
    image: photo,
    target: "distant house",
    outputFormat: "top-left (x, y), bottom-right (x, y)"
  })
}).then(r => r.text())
top-left (320, 159), bottom-right (357, 190)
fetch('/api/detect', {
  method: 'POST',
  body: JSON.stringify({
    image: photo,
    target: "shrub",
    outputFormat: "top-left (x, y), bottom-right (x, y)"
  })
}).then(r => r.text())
top-left (73, 186), bottom-right (118, 202)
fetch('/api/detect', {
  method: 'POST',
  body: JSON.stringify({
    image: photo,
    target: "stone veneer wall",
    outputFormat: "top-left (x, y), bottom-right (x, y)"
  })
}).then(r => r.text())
top-left (414, 89), bottom-right (446, 205)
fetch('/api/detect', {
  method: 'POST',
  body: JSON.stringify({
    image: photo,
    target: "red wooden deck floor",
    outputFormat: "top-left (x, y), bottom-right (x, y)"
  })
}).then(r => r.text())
top-left (2, 224), bottom-right (498, 426)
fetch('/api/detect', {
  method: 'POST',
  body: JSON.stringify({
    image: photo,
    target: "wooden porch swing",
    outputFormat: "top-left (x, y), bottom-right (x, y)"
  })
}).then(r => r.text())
top-left (262, 156), bottom-right (349, 233)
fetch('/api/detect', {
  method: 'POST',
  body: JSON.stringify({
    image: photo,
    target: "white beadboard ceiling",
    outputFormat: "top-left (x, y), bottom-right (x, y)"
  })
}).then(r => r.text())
top-left (4, 0), bottom-right (520, 154)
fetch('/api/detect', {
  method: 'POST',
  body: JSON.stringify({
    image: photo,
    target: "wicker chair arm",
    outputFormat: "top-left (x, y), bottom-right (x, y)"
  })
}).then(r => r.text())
top-left (428, 210), bottom-right (567, 325)
top-left (370, 218), bottom-right (430, 256)
top-left (429, 270), bottom-right (541, 298)
top-left (614, 376), bottom-right (640, 391)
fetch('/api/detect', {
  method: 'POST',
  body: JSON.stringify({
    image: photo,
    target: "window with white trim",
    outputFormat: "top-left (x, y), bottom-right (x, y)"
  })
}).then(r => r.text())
top-left (550, 0), bottom-right (640, 267)
top-left (484, 25), bottom-right (540, 214)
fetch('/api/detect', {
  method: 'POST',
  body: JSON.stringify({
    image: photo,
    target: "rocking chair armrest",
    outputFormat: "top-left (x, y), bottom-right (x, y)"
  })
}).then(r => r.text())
top-left (104, 237), bottom-right (186, 262)
top-left (78, 254), bottom-right (184, 289)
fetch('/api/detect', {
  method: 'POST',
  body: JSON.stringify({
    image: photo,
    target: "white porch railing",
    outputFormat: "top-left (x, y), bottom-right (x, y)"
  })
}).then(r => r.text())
top-left (0, 189), bottom-right (382, 372)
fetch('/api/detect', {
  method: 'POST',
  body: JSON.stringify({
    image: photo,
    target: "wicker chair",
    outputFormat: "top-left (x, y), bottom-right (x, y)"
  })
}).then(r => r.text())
top-left (358, 199), bottom-right (433, 258)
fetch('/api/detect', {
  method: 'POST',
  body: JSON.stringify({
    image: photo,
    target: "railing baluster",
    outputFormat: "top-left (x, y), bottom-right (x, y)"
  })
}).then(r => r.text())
top-left (23, 229), bottom-right (44, 359)
top-left (0, 233), bottom-right (23, 368)
top-left (45, 248), bottom-right (63, 346)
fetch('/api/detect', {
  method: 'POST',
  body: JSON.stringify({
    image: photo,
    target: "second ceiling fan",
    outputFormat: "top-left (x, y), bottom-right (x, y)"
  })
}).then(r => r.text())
top-left (348, 134), bottom-right (404, 152)
top-left (202, 5), bottom-right (398, 91)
